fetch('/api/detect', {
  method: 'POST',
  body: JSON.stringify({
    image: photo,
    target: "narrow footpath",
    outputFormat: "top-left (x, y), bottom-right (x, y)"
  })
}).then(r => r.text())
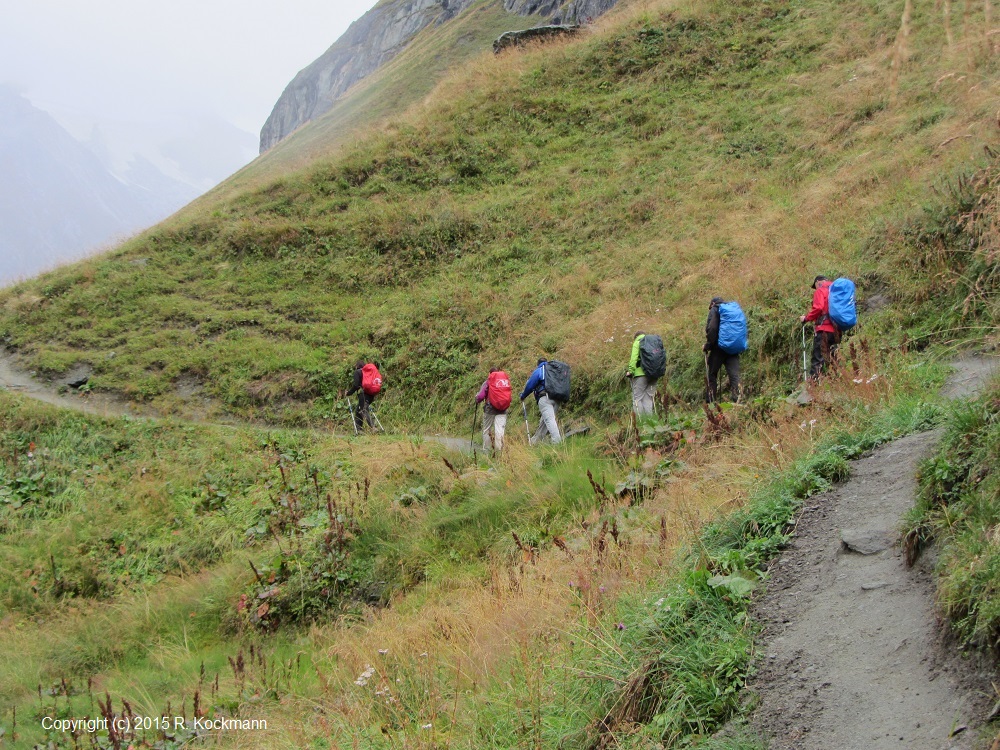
top-left (749, 357), bottom-right (999, 750)
top-left (0, 349), bottom-right (475, 451)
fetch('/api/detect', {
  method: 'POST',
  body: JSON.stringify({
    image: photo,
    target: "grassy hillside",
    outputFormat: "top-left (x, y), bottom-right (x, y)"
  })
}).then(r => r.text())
top-left (0, 354), bottom-right (950, 748)
top-left (1, 0), bottom-right (1000, 746)
top-left (193, 0), bottom-right (545, 205)
top-left (2, 0), bottom-right (996, 428)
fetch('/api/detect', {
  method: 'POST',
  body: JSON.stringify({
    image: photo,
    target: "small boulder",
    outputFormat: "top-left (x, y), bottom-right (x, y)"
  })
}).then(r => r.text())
top-left (55, 364), bottom-right (93, 389)
top-left (840, 529), bottom-right (896, 555)
top-left (494, 25), bottom-right (580, 54)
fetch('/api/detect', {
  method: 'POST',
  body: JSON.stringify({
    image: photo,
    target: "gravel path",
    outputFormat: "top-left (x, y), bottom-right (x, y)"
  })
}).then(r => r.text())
top-left (749, 357), bottom-right (999, 749)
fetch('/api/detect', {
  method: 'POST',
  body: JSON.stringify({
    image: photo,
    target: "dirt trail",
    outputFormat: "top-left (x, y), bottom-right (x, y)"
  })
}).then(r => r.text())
top-left (749, 356), bottom-right (1000, 750)
top-left (0, 351), bottom-right (137, 418)
top-left (0, 350), bottom-right (479, 451)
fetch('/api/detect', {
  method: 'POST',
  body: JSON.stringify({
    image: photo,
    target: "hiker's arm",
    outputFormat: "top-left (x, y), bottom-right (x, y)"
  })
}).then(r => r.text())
top-left (628, 337), bottom-right (642, 375)
top-left (705, 308), bottom-right (719, 349)
top-left (803, 288), bottom-right (825, 323)
top-left (345, 369), bottom-right (362, 396)
top-left (520, 369), bottom-right (540, 401)
top-left (475, 380), bottom-right (488, 403)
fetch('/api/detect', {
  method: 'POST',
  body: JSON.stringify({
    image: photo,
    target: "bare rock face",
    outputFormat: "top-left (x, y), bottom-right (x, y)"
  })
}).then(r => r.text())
top-left (259, 0), bottom-right (621, 153)
top-left (503, 0), bottom-right (619, 25)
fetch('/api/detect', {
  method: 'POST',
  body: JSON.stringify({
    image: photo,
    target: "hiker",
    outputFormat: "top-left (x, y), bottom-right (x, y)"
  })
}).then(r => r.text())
top-left (704, 297), bottom-right (746, 402)
top-left (475, 368), bottom-right (512, 454)
top-left (628, 331), bottom-right (665, 418)
top-left (799, 276), bottom-right (838, 378)
top-left (519, 358), bottom-right (562, 445)
top-left (342, 360), bottom-right (381, 431)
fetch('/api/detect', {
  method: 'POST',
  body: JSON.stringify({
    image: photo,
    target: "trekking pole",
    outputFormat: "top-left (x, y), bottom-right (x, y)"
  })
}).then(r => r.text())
top-left (346, 398), bottom-right (358, 436)
top-left (521, 400), bottom-right (531, 442)
top-left (372, 408), bottom-right (385, 434)
top-left (801, 325), bottom-right (808, 383)
top-left (470, 402), bottom-right (478, 452)
top-left (703, 351), bottom-right (711, 402)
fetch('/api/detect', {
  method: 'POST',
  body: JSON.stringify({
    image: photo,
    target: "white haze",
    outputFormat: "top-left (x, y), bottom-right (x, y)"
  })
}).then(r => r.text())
top-left (0, 0), bottom-right (377, 286)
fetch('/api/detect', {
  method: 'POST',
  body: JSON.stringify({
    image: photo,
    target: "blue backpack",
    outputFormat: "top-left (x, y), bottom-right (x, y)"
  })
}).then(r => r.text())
top-left (827, 278), bottom-right (857, 331)
top-left (717, 302), bottom-right (748, 355)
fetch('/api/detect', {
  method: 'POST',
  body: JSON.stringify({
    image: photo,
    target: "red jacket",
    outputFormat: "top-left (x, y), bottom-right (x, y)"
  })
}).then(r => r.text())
top-left (804, 280), bottom-right (836, 334)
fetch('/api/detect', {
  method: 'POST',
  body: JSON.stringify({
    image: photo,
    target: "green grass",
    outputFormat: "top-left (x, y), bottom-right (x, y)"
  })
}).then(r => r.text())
top-left (1, 0), bottom-right (996, 428)
top-left (905, 376), bottom-right (1000, 650)
top-left (2, 0), bottom-right (1000, 745)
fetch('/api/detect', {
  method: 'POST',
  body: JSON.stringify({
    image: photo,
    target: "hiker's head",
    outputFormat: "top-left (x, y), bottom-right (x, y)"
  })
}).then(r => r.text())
top-left (811, 275), bottom-right (828, 289)
top-left (634, 331), bottom-right (645, 340)
top-left (710, 296), bottom-right (724, 308)
top-left (354, 360), bottom-right (365, 369)
top-left (537, 358), bottom-right (547, 366)
top-left (489, 368), bottom-right (499, 374)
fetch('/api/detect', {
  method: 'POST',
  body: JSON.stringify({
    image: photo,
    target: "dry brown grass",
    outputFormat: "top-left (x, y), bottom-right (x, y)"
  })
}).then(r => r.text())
top-left (216, 346), bottom-right (902, 748)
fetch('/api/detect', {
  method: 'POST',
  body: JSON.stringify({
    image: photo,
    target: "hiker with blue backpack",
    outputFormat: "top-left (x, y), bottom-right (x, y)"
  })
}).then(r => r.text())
top-left (628, 332), bottom-right (666, 418)
top-left (519, 358), bottom-right (569, 445)
top-left (704, 297), bottom-right (747, 402)
top-left (799, 275), bottom-right (857, 379)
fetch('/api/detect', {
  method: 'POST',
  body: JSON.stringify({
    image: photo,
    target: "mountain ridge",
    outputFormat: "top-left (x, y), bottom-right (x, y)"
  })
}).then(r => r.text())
top-left (259, 0), bottom-right (620, 152)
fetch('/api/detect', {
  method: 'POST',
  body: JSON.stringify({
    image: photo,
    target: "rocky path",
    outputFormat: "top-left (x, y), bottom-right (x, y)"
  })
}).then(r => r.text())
top-left (749, 357), bottom-right (999, 749)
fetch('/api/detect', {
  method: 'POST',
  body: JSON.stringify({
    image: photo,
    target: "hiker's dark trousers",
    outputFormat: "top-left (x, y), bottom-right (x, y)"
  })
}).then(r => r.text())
top-left (707, 348), bottom-right (741, 402)
top-left (810, 331), bottom-right (839, 378)
top-left (355, 392), bottom-right (375, 430)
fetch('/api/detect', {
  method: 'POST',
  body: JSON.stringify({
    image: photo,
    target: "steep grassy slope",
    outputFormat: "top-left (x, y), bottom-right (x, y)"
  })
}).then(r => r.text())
top-left (2, 0), bottom-right (996, 428)
top-left (1, 0), bottom-right (1000, 745)
top-left (0, 355), bottom-right (951, 748)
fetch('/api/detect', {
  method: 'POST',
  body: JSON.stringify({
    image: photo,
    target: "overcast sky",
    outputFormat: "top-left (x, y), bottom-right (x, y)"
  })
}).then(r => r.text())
top-left (0, 0), bottom-right (377, 136)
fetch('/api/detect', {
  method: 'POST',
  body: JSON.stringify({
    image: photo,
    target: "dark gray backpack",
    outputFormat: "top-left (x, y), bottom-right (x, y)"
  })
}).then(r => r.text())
top-left (638, 334), bottom-right (666, 379)
top-left (544, 361), bottom-right (571, 403)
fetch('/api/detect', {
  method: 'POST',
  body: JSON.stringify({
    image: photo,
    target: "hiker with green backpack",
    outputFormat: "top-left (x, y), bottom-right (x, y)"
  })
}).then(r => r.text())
top-left (519, 358), bottom-right (569, 445)
top-left (704, 297), bottom-right (747, 402)
top-left (628, 331), bottom-right (665, 418)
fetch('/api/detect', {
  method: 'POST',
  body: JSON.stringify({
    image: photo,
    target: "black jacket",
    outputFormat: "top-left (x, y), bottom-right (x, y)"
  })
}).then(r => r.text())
top-left (346, 367), bottom-right (363, 397)
top-left (705, 305), bottom-right (720, 348)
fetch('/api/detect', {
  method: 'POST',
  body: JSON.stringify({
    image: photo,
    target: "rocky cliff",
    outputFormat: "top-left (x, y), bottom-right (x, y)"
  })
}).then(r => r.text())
top-left (259, 0), bottom-right (621, 153)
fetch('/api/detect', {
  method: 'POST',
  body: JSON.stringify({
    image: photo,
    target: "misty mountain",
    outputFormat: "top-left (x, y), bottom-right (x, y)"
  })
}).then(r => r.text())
top-left (0, 88), bottom-right (199, 286)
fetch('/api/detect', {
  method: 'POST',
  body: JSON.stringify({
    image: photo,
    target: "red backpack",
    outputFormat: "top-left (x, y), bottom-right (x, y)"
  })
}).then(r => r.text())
top-left (361, 363), bottom-right (382, 396)
top-left (487, 370), bottom-right (512, 411)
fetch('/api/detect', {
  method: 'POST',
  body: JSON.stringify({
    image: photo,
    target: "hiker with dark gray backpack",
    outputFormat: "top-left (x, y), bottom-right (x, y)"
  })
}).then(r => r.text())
top-left (628, 331), bottom-right (665, 418)
top-left (519, 358), bottom-right (568, 445)
top-left (704, 297), bottom-right (746, 402)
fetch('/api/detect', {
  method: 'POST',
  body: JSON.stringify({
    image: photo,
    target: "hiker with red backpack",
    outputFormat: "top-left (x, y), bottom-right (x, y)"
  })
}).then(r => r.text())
top-left (475, 368), bottom-right (512, 454)
top-left (342, 360), bottom-right (382, 432)
top-left (704, 297), bottom-right (747, 402)
top-left (628, 331), bottom-right (665, 417)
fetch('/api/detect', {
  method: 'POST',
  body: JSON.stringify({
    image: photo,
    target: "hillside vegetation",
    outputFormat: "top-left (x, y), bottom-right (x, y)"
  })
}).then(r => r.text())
top-left (1, 0), bottom-right (1000, 746)
top-left (2, 0), bottom-right (996, 428)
